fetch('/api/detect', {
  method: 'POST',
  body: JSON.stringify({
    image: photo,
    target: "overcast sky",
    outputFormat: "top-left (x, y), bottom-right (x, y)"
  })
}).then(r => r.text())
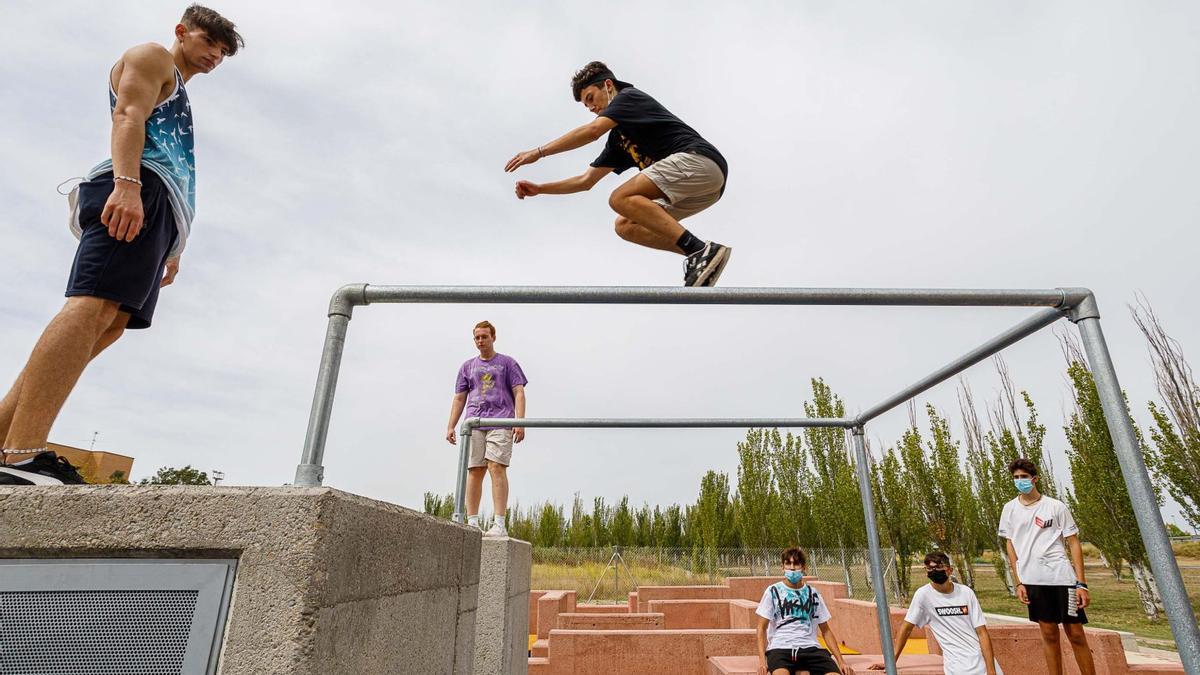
top-left (1, 1), bottom-right (1197, 525)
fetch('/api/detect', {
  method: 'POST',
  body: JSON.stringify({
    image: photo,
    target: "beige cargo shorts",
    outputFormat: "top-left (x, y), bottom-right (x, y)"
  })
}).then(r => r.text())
top-left (469, 429), bottom-right (513, 468)
top-left (642, 151), bottom-right (725, 220)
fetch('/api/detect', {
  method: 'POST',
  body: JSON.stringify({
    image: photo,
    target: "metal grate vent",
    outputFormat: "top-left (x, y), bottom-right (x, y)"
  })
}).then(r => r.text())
top-left (0, 589), bottom-right (199, 674)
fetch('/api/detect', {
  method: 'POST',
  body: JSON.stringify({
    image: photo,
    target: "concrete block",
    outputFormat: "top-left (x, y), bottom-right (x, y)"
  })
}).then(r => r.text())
top-left (0, 486), bottom-right (481, 675)
top-left (557, 612), bottom-right (665, 630)
top-left (647, 600), bottom-right (733, 629)
top-left (985, 624), bottom-right (1130, 675)
top-left (547, 628), bottom-right (757, 674)
top-left (474, 537), bottom-right (531, 675)
top-left (636, 584), bottom-right (730, 612)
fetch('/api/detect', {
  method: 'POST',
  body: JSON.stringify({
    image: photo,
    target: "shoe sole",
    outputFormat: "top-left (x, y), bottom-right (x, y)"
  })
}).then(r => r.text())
top-left (0, 466), bottom-right (64, 485)
top-left (697, 247), bottom-right (732, 287)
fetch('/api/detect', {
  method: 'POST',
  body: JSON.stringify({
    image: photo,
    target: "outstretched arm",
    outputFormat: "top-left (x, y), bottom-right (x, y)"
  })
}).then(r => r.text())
top-left (515, 165), bottom-right (612, 199)
top-left (106, 45), bottom-right (174, 243)
top-left (505, 117), bottom-right (617, 172)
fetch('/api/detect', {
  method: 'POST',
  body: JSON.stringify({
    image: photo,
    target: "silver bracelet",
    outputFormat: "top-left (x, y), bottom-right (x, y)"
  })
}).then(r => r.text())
top-left (2, 448), bottom-right (46, 456)
top-left (537, 146), bottom-right (545, 158)
top-left (114, 175), bottom-right (143, 186)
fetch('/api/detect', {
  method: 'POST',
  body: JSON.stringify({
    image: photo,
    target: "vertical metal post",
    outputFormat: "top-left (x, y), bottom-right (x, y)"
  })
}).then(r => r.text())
top-left (1074, 310), bottom-right (1200, 674)
top-left (852, 427), bottom-right (898, 675)
top-left (294, 314), bottom-right (351, 486)
top-left (452, 421), bottom-right (474, 524)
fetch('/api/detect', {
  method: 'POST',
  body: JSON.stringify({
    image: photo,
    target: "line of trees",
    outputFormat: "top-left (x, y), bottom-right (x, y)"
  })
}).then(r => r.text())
top-left (423, 299), bottom-right (1199, 620)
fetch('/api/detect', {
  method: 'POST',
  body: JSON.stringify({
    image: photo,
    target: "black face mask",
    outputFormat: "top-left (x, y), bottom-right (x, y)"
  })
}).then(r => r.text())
top-left (927, 569), bottom-right (949, 584)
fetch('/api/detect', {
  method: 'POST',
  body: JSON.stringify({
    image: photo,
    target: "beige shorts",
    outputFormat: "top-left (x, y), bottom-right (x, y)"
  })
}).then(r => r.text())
top-left (469, 429), bottom-right (513, 468)
top-left (642, 151), bottom-right (725, 220)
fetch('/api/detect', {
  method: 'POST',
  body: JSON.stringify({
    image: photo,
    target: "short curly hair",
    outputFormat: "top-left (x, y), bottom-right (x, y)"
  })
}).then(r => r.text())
top-left (1008, 458), bottom-right (1039, 477)
top-left (571, 60), bottom-right (614, 102)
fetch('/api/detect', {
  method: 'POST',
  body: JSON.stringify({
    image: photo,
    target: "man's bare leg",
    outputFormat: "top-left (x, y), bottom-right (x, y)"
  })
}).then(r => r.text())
top-left (466, 466), bottom-right (486, 517)
top-left (487, 460), bottom-right (509, 520)
top-left (1038, 622), bottom-right (1064, 674)
top-left (0, 310), bottom-right (130, 454)
top-left (1064, 623), bottom-right (1096, 674)
top-left (608, 174), bottom-right (686, 252)
top-left (614, 216), bottom-right (679, 252)
top-left (2, 297), bottom-right (121, 453)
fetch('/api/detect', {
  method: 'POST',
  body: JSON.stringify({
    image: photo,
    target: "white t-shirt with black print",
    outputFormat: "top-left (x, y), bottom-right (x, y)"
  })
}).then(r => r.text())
top-left (755, 582), bottom-right (832, 651)
top-left (906, 583), bottom-right (1003, 675)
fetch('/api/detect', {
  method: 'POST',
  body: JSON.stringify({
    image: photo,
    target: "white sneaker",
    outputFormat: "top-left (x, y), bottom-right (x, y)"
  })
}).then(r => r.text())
top-left (466, 517), bottom-right (482, 531)
top-left (484, 521), bottom-right (508, 538)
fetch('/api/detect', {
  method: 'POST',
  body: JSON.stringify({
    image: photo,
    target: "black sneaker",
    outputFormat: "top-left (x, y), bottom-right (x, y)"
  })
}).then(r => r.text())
top-left (0, 452), bottom-right (86, 485)
top-left (683, 242), bottom-right (732, 287)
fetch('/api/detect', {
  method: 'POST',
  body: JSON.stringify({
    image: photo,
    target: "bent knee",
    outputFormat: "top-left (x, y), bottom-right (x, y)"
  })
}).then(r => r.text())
top-left (614, 217), bottom-right (635, 240)
top-left (607, 189), bottom-right (627, 211)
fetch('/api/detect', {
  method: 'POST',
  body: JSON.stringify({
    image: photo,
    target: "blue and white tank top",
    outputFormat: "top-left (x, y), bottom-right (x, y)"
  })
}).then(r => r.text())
top-left (74, 67), bottom-right (195, 257)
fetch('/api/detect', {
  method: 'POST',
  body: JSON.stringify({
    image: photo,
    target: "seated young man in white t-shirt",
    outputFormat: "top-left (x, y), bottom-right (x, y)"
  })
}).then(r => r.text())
top-left (869, 551), bottom-right (1002, 675)
top-left (755, 547), bottom-right (846, 675)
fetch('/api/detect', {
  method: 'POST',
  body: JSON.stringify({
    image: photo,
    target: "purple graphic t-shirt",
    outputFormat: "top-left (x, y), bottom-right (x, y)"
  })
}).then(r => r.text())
top-left (456, 353), bottom-right (528, 428)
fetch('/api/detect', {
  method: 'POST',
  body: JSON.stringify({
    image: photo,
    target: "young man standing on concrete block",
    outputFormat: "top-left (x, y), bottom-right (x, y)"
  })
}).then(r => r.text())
top-left (446, 321), bottom-right (527, 537)
top-left (999, 458), bottom-right (1096, 675)
top-left (755, 547), bottom-right (847, 675)
top-left (0, 5), bottom-right (242, 482)
top-left (505, 61), bottom-right (732, 287)
top-left (869, 551), bottom-right (1001, 674)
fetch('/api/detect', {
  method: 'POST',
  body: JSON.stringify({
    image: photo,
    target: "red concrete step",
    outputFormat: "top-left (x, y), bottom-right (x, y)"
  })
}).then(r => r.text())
top-left (708, 654), bottom-right (944, 674)
top-left (530, 638), bottom-right (549, 658)
top-left (528, 656), bottom-right (550, 674)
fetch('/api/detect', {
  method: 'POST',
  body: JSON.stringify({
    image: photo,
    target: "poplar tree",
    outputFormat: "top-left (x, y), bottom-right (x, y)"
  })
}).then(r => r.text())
top-left (872, 445), bottom-right (926, 597)
top-left (804, 379), bottom-right (865, 592)
top-left (1132, 299), bottom-right (1200, 530)
top-left (1063, 357), bottom-right (1164, 619)
top-left (735, 428), bottom-right (778, 551)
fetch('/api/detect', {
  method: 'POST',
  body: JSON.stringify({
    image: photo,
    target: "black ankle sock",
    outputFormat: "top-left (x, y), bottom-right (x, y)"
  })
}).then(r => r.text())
top-left (676, 230), bottom-right (705, 255)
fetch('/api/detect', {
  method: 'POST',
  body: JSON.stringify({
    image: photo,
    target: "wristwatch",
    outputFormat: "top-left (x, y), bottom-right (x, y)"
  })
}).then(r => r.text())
top-left (1075, 581), bottom-right (1088, 589)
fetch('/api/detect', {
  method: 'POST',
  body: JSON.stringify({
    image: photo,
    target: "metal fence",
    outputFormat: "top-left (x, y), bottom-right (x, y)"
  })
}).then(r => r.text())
top-left (531, 547), bottom-right (900, 604)
top-left (291, 284), bottom-right (1200, 675)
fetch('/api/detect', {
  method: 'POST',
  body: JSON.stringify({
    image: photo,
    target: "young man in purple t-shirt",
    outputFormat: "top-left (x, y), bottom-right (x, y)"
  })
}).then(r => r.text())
top-left (446, 321), bottom-right (528, 537)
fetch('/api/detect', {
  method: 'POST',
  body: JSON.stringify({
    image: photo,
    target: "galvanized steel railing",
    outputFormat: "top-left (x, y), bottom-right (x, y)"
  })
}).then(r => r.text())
top-left (292, 284), bottom-right (1199, 675)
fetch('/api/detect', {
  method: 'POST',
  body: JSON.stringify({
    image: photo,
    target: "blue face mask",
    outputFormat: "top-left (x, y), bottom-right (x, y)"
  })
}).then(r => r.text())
top-left (1014, 478), bottom-right (1034, 494)
top-left (784, 570), bottom-right (804, 585)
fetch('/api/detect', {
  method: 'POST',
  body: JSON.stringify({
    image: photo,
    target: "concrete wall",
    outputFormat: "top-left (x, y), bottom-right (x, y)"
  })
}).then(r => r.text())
top-left (0, 486), bottom-right (481, 675)
top-left (474, 538), bottom-right (531, 675)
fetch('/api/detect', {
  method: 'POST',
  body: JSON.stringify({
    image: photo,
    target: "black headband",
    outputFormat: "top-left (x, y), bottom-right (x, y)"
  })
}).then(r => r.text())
top-left (582, 70), bottom-right (618, 90)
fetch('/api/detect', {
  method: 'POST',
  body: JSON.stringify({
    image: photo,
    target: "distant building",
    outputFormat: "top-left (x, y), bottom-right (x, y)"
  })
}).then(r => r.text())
top-left (49, 442), bottom-right (135, 484)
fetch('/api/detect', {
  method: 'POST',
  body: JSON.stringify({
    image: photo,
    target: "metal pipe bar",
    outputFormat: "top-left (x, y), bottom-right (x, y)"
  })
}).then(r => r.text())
top-left (856, 307), bottom-right (1066, 425)
top-left (1075, 315), bottom-right (1200, 673)
top-left (462, 417), bottom-right (857, 429)
top-left (361, 284), bottom-right (1088, 308)
top-left (294, 314), bottom-right (351, 486)
top-left (452, 427), bottom-right (472, 524)
top-left (852, 427), bottom-right (898, 675)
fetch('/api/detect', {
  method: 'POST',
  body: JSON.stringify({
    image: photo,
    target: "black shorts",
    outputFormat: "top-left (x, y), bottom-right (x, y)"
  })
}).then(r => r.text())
top-left (66, 171), bottom-right (178, 330)
top-left (1026, 584), bottom-right (1088, 624)
top-left (765, 647), bottom-right (841, 674)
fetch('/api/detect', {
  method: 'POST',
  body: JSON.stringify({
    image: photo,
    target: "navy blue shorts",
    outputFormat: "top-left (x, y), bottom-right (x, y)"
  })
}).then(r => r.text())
top-left (66, 171), bottom-right (178, 329)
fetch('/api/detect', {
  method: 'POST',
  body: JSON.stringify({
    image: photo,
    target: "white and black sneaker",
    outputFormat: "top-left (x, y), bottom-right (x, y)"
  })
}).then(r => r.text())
top-left (683, 242), bottom-right (731, 287)
top-left (0, 452), bottom-right (86, 485)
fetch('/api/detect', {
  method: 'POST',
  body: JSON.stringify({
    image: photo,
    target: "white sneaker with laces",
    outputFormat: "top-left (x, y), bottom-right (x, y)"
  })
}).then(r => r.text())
top-left (484, 520), bottom-right (508, 538)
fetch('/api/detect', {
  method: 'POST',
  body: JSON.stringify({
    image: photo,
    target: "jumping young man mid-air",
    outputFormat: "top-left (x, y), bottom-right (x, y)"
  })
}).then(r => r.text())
top-left (505, 61), bottom-right (731, 287)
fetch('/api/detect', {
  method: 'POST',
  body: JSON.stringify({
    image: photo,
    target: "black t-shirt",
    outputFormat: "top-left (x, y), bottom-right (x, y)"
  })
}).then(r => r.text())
top-left (590, 87), bottom-right (728, 180)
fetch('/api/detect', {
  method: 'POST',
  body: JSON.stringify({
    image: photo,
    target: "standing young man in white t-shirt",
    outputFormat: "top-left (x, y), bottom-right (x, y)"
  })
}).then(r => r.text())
top-left (755, 547), bottom-right (846, 675)
top-left (998, 458), bottom-right (1096, 675)
top-left (869, 551), bottom-right (1001, 675)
